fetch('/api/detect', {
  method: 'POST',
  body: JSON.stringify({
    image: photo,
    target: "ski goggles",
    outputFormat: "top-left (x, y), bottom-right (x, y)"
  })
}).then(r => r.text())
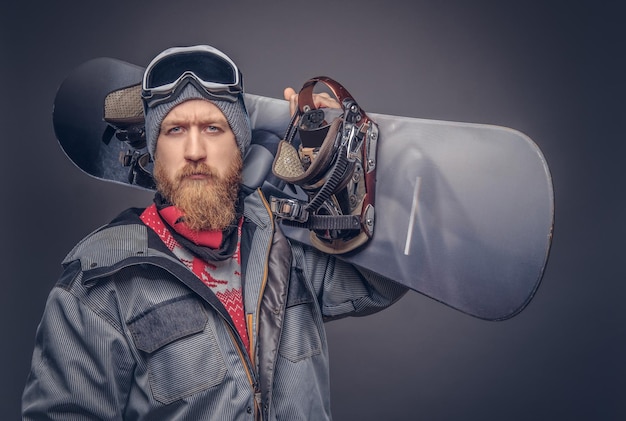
top-left (141, 45), bottom-right (243, 108)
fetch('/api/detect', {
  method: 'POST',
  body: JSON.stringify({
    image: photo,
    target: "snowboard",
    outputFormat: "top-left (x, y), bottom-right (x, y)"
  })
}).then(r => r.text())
top-left (53, 57), bottom-right (554, 321)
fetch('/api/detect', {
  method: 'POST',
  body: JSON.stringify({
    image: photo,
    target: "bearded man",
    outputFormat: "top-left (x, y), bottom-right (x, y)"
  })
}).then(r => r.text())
top-left (22, 45), bottom-right (407, 420)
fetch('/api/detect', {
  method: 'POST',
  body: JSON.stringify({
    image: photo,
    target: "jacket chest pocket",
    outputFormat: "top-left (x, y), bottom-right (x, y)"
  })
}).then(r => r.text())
top-left (127, 297), bottom-right (227, 404)
top-left (278, 270), bottom-right (323, 362)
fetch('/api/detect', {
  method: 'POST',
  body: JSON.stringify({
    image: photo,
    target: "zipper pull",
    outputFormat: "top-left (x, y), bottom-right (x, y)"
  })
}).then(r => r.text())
top-left (254, 390), bottom-right (264, 420)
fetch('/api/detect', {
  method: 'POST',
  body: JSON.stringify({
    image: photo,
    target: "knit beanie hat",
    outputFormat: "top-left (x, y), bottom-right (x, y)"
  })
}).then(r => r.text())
top-left (144, 82), bottom-right (251, 158)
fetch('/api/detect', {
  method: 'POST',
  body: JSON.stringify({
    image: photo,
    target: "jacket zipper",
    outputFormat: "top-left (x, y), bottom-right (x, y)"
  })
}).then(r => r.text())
top-left (225, 324), bottom-right (262, 420)
top-left (241, 190), bottom-right (275, 421)
top-left (227, 192), bottom-right (275, 420)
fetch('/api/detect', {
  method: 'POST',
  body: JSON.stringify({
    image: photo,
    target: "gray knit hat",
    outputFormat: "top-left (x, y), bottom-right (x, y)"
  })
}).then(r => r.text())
top-left (144, 83), bottom-right (251, 158)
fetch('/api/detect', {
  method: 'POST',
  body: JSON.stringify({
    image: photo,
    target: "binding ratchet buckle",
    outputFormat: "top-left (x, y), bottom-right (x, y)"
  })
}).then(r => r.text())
top-left (271, 197), bottom-right (310, 222)
top-left (271, 76), bottom-right (378, 254)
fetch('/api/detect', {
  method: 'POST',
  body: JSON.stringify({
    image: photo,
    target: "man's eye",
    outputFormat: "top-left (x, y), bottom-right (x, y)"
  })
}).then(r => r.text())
top-left (205, 125), bottom-right (220, 133)
top-left (167, 126), bottom-right (183, 134)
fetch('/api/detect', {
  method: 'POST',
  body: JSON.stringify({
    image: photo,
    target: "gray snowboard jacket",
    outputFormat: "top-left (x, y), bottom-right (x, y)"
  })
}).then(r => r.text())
top-left (22, 189), bottom-right (407, 420)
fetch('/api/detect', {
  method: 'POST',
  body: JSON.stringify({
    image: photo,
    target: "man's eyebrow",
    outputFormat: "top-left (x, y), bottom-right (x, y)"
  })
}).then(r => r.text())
top-left (199, 115), bottom-right (229, 125)
top-left (162, 114), bottom-right (228, 126)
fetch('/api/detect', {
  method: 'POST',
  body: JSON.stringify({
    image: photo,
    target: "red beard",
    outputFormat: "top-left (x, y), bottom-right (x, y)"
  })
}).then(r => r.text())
top-left (154, 156), bottom-right (242, 231)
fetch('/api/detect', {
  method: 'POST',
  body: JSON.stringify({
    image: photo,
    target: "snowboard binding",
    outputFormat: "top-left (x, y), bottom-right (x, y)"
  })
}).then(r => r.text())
top-left (102, 84), bottom-right (156, 189)
top-left (271, 77), bottom-right (379, 254)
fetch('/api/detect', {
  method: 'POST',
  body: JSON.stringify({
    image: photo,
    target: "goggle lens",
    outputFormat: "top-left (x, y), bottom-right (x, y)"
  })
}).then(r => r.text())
top-left (145, 51), bottom-right (237, 89)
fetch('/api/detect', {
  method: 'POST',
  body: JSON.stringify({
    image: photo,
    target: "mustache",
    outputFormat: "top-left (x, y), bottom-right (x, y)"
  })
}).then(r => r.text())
top-left (177, 163), bottom-right (216, 180)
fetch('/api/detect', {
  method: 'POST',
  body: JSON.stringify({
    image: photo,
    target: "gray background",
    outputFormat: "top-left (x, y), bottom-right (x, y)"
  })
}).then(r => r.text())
top-left (3, 1), bottom-right (624, 419)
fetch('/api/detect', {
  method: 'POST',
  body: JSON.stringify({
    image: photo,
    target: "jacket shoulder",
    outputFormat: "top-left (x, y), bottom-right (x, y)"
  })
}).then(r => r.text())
top-left (62, 208), bottom-right (150, 273)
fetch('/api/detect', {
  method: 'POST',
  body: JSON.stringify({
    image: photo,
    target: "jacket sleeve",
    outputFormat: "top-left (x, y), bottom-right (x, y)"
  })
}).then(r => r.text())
top-left (22, 286), bottom-right (135, 420)
top-left (294, 244), bottom-right (409, 321)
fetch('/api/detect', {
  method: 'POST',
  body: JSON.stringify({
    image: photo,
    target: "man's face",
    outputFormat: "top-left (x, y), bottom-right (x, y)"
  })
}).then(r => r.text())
top-left (153, 99), bottom-right (243, 231)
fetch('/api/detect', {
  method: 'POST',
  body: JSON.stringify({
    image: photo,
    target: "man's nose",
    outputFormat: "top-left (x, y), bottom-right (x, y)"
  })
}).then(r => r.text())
top-left (184, 129), bottom-right (207, 162)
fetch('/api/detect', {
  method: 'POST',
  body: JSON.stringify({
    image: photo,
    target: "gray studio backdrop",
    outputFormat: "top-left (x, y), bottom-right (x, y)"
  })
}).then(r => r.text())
top-left (3, 1), bottom-right (625, 420)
